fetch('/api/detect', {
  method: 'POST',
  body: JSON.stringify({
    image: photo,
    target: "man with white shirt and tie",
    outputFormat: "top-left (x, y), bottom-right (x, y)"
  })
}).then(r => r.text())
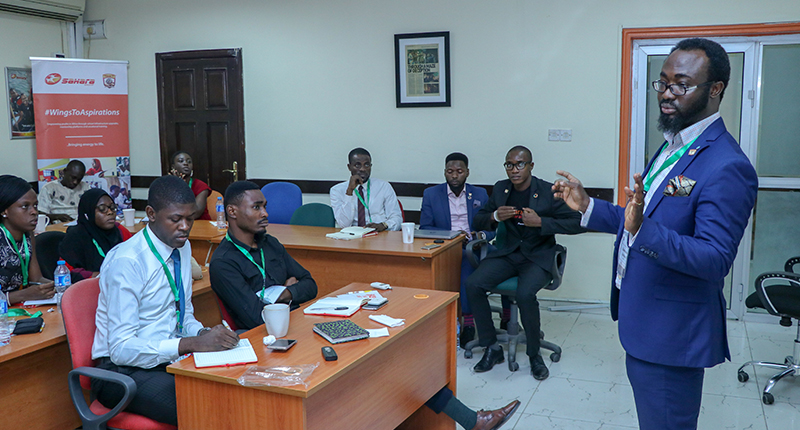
top-left (91, 175), bottom-right (239, 426)
top-left (330, 147), bottom-right (403, 231)
top-left (553, 38), bottom-right (758, 430)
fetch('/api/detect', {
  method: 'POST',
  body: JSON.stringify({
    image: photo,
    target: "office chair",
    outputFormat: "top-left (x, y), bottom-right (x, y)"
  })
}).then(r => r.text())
top-left (398, 199), bottom-right (405, 222)
top-left (205, 189), bottom-right (223, 219)
top-left (212, 291), bottom-right (241, 332)
top-left (261, 182), bottom-right (302, 224)
top-left (290, 203), bottom-right (336, 227)
top-left (737, 255), bottom-right (800, 405)
top-left (61, 278), bottom-right (177, 430)
top-left (462, 224), bottom-right (566, 371)
top-left (35, 230), bottom-right (65, 278)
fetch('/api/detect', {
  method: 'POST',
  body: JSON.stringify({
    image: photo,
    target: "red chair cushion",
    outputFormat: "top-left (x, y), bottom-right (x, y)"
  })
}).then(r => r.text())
top-left (90, 400), bottom-right (177, 430)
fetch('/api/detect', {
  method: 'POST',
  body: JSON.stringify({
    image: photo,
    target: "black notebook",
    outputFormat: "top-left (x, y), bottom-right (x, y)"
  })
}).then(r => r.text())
top-left (313, 319), bottom-right (370, 344)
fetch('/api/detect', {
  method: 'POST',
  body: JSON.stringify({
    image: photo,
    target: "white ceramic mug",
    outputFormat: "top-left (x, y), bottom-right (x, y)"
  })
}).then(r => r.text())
top-left (401, 222), bottom-right (415, 244)
top-left (35, 214), bottom-right (50, 234)
top-left (122, 208), bottom-right (135, 227)
top-left (261, 303), bottom-right (290, 337)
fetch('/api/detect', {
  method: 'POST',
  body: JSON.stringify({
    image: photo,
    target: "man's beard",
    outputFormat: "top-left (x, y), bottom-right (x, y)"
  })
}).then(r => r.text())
top-left (657, 87), bottom-right (710, 134)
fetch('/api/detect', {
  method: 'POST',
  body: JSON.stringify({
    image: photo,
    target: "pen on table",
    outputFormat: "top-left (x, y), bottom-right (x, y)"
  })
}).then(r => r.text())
top-left (310, 306), bottom-right (349, 311)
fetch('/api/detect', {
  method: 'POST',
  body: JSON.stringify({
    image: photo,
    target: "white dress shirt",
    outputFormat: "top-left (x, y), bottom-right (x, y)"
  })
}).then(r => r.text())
top-left (92, 225), bottom-right (204, 368)
top-left (582, 112), bottom-right (721, 289)
top-left (330, 178), bottom-right (403, 230)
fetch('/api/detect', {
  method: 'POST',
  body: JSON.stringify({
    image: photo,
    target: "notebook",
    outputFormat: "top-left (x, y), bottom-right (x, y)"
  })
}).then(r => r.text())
top-left (193, 338), bottom-right (258, 368)
top-left (303, 296), bottom-right (368, 317)
top-left (313, 319), bottom-right (370, 344)
top-left (325, 226), bottom-right (376, 240)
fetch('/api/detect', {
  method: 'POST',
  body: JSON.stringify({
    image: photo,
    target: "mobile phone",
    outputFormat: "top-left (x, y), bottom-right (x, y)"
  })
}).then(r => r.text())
top-left (421, 244), bottom-right (441, 250)
top-left (267, 339), bottom-right (297, 351)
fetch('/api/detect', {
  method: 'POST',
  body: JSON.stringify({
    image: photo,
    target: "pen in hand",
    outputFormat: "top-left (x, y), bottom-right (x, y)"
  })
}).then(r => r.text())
top-left (222, 320), bottom-right (233, 331)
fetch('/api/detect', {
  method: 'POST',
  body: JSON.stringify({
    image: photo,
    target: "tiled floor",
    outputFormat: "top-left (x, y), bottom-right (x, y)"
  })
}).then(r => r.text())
top-left (455, 306), bottom-right (800, 430)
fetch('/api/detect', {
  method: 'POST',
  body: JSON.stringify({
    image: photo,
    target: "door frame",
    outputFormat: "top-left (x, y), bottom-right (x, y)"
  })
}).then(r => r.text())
top-left (155, 48), bottom-right (246, 181)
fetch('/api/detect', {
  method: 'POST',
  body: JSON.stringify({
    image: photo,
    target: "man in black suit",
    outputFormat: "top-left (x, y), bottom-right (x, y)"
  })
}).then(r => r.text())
top-left (466, 145), bottom-right (584, 380)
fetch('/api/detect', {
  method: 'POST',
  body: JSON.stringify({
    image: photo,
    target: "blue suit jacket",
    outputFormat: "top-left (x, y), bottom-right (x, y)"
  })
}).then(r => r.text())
top-left (588, 118), bottom-right (757, 368)
top-left (420, 183), bottom-right (493, 239)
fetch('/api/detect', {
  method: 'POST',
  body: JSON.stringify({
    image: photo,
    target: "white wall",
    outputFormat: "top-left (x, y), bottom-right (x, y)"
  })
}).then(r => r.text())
top-left (0, 13), bottom-right (66, 180)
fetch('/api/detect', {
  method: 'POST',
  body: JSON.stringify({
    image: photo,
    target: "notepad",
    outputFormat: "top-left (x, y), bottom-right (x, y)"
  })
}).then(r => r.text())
top-left (313, 319), bottom-right (369, 344)
top-left (193, 338), bottom-right (258, 368)
top-left (325, 226), bottom-right (376, 240)
top-left (303, 296), bottom-right (368, 317)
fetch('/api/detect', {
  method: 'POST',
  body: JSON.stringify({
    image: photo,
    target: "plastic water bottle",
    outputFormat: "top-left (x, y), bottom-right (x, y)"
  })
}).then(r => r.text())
top-left (54, 259), bottom-right (71, 313)
top-left (0, 289), bottom-right (9, 347)
top-left (215, 197), bottom-right (225, 230)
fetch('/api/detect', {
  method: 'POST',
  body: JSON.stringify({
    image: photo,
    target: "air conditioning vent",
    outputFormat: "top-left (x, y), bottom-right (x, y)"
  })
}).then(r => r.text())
top-left (0, 0), bottom-right (85, 22)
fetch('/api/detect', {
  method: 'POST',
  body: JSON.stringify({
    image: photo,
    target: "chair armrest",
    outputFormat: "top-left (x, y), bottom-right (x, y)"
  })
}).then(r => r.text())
top-left (784, 256), bottom-right (800, 273)
top-left (465, 238), bottom-right (488, 269)
top-left (545, 245), bottom-right (568, 291)
top-left (68, 366), bottom-right (137, 430)
top-left (754, 271), bottom-right (800, 316)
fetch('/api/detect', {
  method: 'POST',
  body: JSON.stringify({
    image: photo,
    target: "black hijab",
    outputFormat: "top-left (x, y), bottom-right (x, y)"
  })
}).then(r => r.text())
top-left (59, 188), bottom-right (123, 272)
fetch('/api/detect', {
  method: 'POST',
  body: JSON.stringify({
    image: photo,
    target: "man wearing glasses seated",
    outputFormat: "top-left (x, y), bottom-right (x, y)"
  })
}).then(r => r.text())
top-left (466, 146), bottom-right (584, 380)
top-left (330, 147), bottom-right (403, 231)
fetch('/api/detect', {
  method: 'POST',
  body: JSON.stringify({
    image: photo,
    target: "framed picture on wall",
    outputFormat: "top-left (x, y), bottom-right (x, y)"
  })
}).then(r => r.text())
top-left (5, 67), bottom-right (35, 139)
top-left (394, 31), bottom-right (450, 108)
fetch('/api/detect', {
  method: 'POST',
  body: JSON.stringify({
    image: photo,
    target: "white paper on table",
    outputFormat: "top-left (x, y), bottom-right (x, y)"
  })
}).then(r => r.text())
top-left (23, 297), bottom-right (58, 306)
top-left (366, 328), bottom-right (390, 338)
top-left (369, 314), bottom-right (405, 327)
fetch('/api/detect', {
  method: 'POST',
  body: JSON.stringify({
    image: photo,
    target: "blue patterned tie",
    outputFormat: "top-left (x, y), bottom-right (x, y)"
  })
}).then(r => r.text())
top-left (170, 249), bottom-right (185, 331)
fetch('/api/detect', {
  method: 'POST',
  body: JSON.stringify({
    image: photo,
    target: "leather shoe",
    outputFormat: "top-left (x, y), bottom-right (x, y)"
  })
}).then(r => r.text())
top-left (460, 325), bottom-right (475, 348)
top-left (473, 346), bottom-right (504, 373)
top-left (530, 354), bottom-right (549, 380)
top-left (471, 399), bottom-right (521, 430)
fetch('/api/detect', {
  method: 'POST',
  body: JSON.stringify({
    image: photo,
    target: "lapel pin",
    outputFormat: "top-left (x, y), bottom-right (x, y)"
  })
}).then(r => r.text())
top-left (504, 189), bottom-right (509, 193)
top-left (468, 192), bottom-right (472, 199)
top-left (533, 193), bottom-right (538, 198)
top-left (688, 149), bottom-right (697, 156)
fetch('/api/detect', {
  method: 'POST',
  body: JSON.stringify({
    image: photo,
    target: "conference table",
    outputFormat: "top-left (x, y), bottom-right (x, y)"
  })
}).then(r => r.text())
top-left (168, 282), bottom-right (459, 430)
top-left (0, 272), bottom-right (215, 430)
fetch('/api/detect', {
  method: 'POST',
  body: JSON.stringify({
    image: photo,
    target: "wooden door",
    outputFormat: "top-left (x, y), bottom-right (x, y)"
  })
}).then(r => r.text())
top-left (156, 48), bottom-right (245, 192)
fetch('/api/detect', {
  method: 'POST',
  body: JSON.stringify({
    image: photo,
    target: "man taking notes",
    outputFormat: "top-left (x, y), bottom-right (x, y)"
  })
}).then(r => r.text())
top-left (553, 38), bottom-right (758, 430)
top-left (38, 159), bottom-right (89, 222)
top-left (210, 180), bottom-right (317, 330)
top-left (91, 176), bottom-right (239, 426)
top-left (330, 147), bottom-right (402, 231)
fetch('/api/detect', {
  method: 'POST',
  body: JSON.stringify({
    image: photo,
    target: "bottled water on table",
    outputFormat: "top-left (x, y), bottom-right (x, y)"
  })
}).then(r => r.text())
top-left (216, 196), bottom-right (226, 230)
top-left (54, 259), bottom-right (71, 313)
top-left (0, 289), bottom-right (9, 346)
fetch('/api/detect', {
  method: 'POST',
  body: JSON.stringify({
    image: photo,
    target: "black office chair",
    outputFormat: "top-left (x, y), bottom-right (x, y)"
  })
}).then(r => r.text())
top-left (737, 255), bottom-right (800, 405)
top-left (35, 230), bottom-right (65, 278)
top-left (462, 223), bottom-right (566, 371)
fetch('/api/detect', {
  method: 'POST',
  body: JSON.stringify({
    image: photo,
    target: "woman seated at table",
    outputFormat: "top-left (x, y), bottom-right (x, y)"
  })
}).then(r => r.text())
top-left (0, 175), bottom-right (56, 304)
top-left (59, 189), bottom-right (132, 280)
top-left (169, 150), bottom-right (212, 220)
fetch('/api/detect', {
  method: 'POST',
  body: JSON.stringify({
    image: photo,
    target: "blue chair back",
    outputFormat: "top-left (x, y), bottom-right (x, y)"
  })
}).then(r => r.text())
top-left (261, 182), bottom-right (302, 224)
top-left (290, 203), bottom-right (335, 227)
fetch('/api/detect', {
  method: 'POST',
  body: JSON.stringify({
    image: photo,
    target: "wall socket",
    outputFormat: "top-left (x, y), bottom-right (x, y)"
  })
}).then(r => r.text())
top-left (547, 129), bottom-right (572, 142)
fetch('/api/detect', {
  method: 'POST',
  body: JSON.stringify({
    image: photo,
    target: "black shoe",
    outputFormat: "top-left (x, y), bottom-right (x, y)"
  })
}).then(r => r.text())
top-left (474, 346), bottom-right (504, 373)
top-left (460, 325), bottom-right (475, 348)
top-left (530, 354), bottom-right (549, 380)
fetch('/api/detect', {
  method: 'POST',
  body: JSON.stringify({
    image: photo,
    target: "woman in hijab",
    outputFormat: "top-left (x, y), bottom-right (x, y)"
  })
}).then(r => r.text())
top-left (59, 189), bottom-right (132, 280)
top-left (169, 151), bottom-right (212, 220)
top-left (0, 175), bottom-right (56, 304)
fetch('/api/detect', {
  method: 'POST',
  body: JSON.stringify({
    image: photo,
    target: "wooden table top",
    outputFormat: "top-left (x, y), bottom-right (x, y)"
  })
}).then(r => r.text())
top-left (212, 224), bottom-right (463, 258)
top-left (168, 282), bottom-right (458, 398)
top-left (0, 270), bottom-right (212, 364)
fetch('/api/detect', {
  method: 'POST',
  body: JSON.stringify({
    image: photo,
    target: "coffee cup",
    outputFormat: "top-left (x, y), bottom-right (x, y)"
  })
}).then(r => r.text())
top-left (35, 214), bottom-right (50, 234)
top-left (122, 208), bottom-right (135, 227)
top-left (401, 222), bottom-right (415, 244)
top-left (261, 303), bottom-right (290, 337)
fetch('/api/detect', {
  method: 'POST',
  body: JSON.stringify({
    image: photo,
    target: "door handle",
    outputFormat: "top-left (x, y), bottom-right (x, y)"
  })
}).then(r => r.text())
top-left (223, 161), bottom-right (238, 181)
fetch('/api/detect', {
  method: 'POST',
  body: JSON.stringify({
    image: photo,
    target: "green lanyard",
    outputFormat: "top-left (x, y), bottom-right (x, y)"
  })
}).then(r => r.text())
top-left (643, 137), bottom-right (697, 192)
top-left (188, 178), bottom-right (193, 188)
top-left (142, 228), bottom-right (182, 331)
top-left (0, 224), bottom-right (29, 286)
top-left (92, 239), bottom-right (106, 258)
top-left (353, 179), bottom-right (372, 223)
top-left (225, 233), bottom-right (268, 300)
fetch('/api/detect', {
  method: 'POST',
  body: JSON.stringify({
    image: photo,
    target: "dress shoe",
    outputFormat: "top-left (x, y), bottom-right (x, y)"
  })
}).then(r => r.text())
top-left (530, 354), bottom-right (549, 380)
top-left (460, 325), bottom-right (475, 348)
top-left (473, 346), bottom-right (504, 373)
top-left (471, 399), bottom-right (521, 430)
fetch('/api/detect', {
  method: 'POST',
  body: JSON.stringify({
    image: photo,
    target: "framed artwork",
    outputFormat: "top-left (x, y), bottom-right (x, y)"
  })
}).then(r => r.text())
top-left (394, 31), bottom-right (450, 108)
top-left (5, 67), bottom-right (35, 139)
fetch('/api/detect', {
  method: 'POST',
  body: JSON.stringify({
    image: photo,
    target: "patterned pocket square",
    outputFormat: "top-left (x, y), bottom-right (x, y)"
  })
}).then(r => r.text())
top-left (663, 175), bottom-right (696, 197)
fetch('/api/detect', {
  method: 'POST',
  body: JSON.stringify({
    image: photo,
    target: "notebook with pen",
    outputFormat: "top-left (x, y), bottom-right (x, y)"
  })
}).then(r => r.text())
top-left (303, 296), bottom-right (368, 317)
top-left (192, 338), bottom-right (258, 368)
top-left (313, 319), bottom-right (369, 344)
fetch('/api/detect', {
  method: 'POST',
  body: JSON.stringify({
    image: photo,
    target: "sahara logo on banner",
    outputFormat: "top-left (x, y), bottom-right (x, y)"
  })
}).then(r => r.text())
top-left (31, 58), bottom-right (133, 212)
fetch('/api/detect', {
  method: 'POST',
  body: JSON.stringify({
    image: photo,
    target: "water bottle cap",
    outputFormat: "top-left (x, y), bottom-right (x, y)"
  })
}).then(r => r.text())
top-left (217, 197), bottom-right (222, 201)
top-left (57, 259), bottom-right (66, 265)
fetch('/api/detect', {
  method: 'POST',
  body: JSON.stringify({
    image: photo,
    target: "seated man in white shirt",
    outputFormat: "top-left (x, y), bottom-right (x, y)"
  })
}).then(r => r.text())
top-left (91, 175), bottom-right (239, 426)
top-left (329, 147), bottom-right (403, 231)
top-left (38, 159), bottom-right (90, 222)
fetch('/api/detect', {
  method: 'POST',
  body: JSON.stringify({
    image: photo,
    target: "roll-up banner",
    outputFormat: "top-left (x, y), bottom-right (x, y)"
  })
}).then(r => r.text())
top-left (31, 58), bottom-right (132, 211)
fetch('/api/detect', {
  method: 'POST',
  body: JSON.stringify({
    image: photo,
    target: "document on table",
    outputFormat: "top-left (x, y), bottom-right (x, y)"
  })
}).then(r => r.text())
top-left (23, 297), bottom-right (58, 306)
top-left (303, 296), bottom-right (368, 317)
top-left (193, 338), bottom-right (258, 368)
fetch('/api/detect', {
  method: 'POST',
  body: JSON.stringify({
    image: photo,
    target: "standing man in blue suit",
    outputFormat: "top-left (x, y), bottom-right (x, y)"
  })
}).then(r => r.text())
top-left (553, 38), bottom-right (758, 430)
top-left (420, 152), bottom-right (495, 347)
